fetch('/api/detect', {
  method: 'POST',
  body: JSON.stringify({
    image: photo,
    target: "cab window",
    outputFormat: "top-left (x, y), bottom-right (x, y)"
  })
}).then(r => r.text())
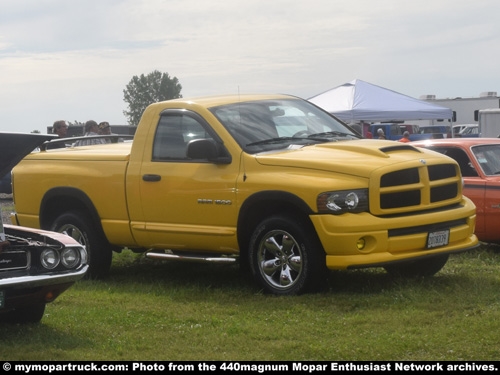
top-left (152, 114), bottom-right (213, 161)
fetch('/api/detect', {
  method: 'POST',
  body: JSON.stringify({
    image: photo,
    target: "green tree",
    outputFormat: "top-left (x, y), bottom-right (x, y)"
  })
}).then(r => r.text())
top-left (123, 70), bottom-right (182, 126)
top-left (68, 121), bottom-right (85, 126)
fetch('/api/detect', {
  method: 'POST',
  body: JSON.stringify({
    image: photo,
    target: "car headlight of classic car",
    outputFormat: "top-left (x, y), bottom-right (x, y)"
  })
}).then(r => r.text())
top-left (40, 247), bottom-right (85, 270)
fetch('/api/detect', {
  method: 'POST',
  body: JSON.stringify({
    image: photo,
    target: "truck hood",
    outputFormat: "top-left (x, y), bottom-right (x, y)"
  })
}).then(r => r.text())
top-left (254, 140), bottom-right (430, 177)
top-left (0, 132), bottom-right (56, 176)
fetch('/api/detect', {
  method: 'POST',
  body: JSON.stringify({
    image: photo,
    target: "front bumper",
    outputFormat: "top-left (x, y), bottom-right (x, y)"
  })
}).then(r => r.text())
top-left (0, 265), bottom-right (88, 288)
top-left (310, 198), bottom-right (479, 270)
top-left (0, 265), bottom-right (88, 311)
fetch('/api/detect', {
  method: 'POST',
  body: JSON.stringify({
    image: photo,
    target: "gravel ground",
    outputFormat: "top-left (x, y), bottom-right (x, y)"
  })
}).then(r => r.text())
top-left (0, 194), bottom-right (13, 224)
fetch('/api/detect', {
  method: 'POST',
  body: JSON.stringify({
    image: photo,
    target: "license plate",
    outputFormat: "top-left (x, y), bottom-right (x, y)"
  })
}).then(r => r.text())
top-left (0, 291), bottom-right (4, 309)
top-left (427, 229), bottom-right (450, 249)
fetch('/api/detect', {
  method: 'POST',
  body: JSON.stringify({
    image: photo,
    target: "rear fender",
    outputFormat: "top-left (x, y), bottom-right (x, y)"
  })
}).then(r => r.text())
top-left (39, 187), bottom-right (104, 239)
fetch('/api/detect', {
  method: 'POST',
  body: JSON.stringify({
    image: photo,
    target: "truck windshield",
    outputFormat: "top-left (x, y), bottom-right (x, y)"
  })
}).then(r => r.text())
top-left (210, 98), bottom-right (360, 154)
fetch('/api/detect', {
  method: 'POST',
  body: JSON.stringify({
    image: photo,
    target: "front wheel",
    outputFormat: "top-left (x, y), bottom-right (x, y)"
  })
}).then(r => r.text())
top-left (384, 254), bottom-right (449, 277)
top-left (248, 215), bottom-right (327, 295)
top-left (50, 210), bottom-right (112, 279)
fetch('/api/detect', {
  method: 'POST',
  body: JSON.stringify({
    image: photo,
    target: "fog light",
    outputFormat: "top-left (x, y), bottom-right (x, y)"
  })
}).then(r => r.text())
top-left (41, 249), bottom-right (60, 269)
top-left (61, 248), bottom-right (80, 268)
top-left (356, 238), bottom-right (366, 250)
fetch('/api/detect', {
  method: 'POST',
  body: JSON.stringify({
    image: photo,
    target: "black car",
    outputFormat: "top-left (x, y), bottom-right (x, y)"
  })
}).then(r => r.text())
top-left (0, 132), bottom-right (88, 323)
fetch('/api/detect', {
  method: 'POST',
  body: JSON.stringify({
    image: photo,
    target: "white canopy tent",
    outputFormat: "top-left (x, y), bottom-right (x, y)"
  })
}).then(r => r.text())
top-left (308, 79), bottom-right (453, 123)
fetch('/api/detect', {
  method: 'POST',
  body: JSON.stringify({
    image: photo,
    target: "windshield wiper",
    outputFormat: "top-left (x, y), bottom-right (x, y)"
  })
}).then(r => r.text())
top-left (306, 131), bottom-right (357, 139)
top-left (246, 137), bottom-right (299, 146)
top-left (246, 132), bottom-right (358, 147)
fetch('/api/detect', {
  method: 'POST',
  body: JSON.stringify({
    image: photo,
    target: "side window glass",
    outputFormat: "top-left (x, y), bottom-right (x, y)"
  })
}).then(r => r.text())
top-left (152, 114), bottom-right (212, 161)
top-left (440, 148), bottom-right (478, 177)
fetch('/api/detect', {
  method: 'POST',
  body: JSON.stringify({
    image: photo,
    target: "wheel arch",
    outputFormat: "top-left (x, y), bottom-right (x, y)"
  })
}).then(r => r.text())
top-left (39, 187), bottom-right (107, 241)
top-left (237, 190), bottom-right (317, 257)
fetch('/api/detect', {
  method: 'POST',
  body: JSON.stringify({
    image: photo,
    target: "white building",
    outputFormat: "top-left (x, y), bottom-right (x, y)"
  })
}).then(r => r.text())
top-left (414, 91), bottom-right (500, 126)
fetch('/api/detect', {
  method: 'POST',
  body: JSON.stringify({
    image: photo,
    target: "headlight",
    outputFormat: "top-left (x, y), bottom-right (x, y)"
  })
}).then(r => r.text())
top-left (61, 248), bottom-right (81, 268)
top-left (40, 249), bottom-right (60, 269)
top-left (317, 189), bottom-right (369, 214)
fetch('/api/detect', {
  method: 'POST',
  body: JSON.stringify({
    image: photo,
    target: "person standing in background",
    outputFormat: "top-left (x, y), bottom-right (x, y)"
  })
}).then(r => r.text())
top-left (98, 121), bottom-right (112, 143)
top-left (45, 120), bottom-right (68, 149)
top-left (99, 121), bottom-right (124, 143)
top-left (377, 128), bottom-right (386, 139)
top-left (74, 120), bottom-right (107, 146)
top-left (398, 131), bottom-right (411, 143)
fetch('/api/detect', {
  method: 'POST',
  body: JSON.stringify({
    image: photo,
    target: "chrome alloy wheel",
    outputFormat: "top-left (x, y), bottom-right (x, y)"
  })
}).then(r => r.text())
top-left (58, 223), bottom-right (87, 248)
top-left (257, 229), bottom-right (303, 290)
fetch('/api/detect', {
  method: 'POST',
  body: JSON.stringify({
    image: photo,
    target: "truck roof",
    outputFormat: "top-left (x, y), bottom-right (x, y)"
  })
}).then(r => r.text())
top-left (150, 93), bottom-right (297, 109)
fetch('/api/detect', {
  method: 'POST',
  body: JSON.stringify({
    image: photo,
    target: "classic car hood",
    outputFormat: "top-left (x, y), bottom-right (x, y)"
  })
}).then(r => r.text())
top-left (255, 139), bottom-right (434, 177)
top-left (0, 132), bottom-right (56, 176)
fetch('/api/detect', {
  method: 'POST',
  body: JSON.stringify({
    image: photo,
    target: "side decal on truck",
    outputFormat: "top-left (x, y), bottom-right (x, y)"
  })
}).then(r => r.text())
top-left (197, 199), bottom-right (232, 205)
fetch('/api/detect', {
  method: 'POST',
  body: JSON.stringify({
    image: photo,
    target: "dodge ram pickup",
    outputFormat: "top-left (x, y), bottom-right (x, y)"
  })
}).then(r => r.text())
top-left (11, 94), bottom-right (479, 295)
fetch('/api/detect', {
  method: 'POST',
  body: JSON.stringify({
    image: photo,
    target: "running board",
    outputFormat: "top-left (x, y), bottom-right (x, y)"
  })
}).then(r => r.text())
top-left (145, 251), bottom-right (237, 264)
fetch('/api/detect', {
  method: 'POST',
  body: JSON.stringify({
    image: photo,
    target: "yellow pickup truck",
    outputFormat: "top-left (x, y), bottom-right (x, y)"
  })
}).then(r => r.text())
top-left (11, 94), bottom-right (478, 295)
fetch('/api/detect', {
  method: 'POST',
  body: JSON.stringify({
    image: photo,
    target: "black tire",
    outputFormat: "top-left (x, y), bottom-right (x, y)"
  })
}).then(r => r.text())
top-left (3, 303), bottom-right (46, 324)
top-left (384, 254), bottom-right (449, 277)
top-left (50, 210), bottom-right (112, 279)
top-left (248, 215), bottom-right (327, 295)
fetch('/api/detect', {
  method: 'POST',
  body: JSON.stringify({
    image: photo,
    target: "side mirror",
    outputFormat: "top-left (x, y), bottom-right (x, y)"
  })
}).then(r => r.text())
top-left (186, 139), bottom-right (231, 164)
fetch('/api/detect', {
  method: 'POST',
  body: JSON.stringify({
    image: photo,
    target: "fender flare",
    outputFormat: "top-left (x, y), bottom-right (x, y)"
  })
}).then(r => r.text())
top-left (39, 187), bottom-right (102, 234)
top-left (237, 190), bottom-right (314, 249)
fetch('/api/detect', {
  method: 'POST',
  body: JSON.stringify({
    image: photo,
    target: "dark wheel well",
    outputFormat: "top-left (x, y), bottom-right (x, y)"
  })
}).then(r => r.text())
top-left (39, 188), bottom-right (107, 243)
top-left (237, 191), bottom-right (317, 266)
top-left (50, 210), bottom-right (112, 279)
top-left (39, 188), bottom-right (113, 279)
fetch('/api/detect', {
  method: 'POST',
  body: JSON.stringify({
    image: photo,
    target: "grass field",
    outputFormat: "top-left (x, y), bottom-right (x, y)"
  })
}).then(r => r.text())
top-left (1, 245), bottom-right (499, 361)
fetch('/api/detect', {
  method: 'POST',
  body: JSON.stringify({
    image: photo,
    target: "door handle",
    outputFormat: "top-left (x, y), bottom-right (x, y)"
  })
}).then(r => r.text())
top-left (142, 174), bottom-right (161, 182)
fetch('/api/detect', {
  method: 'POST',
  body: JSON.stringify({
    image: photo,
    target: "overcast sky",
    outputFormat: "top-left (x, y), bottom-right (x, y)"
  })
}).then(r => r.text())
top-left (1, 0), bottom-right (499, 133)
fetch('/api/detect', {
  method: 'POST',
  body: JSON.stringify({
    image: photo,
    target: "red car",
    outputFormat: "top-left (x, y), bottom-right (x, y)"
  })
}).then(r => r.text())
top-left (412, 138), bottom-right (500, 244)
